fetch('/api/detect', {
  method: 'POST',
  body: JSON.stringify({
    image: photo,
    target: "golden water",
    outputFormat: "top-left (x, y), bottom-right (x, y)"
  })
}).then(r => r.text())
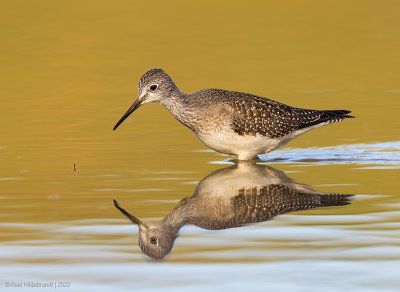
top-left (1, 1), bottom-right (399, 291)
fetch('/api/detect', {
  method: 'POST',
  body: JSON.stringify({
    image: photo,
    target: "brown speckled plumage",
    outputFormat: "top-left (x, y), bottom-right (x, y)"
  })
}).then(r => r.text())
top-left (114, 163), bottom-right (353, 259)
top-left (231, 185), bottom-right (349, 226)
top-left (185, 88), bottom-right (353, 138)
top-left (114, 68), bottom-right (355, 160)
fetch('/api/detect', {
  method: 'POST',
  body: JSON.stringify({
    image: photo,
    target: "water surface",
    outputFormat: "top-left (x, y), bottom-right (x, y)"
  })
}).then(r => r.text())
top-left (1, 1), bottom-right (400, 291)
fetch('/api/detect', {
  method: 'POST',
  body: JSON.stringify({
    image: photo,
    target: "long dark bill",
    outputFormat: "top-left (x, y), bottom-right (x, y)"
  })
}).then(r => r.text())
top-left (113, 200), bottom-right (144, 225)
top-left (113, 99), bottom-right (142, 130)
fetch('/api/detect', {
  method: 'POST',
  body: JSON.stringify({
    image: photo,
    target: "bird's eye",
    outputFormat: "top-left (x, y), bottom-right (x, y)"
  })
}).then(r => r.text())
top-left (150, 237), bottom-right (158, 245)
top-left (149, 84), bottom-right (158, 91)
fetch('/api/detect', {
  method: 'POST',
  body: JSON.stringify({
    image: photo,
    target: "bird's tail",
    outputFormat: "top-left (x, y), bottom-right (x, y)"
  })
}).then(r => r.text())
top-left (322, 110), bottom-right (355, 120)
top-left (298, 109), bottom-right (355, 130)
top-left (316, 193), bottom-right (354, 207)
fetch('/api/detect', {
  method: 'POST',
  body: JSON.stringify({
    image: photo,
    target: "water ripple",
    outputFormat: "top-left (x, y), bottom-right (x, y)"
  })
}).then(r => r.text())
top-left (260, 141), bottom-right (400, 165)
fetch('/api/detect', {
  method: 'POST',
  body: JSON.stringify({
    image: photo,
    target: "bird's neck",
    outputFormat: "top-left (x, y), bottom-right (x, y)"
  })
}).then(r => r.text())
top-left (159, 92), bottom-right (199, 131)
top-left (156, 210), bottom-right (186, 240)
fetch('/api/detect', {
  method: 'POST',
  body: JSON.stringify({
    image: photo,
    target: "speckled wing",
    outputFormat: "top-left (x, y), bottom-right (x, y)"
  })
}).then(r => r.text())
top-left (228, 185), bottom-right (351, 226)
top-left (229, 93), bottom-right (352, 138)
top-left (193, 185), bottom-right (351, 230)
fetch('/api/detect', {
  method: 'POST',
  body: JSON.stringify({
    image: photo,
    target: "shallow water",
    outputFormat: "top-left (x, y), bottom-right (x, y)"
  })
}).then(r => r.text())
top-left (1, 1), bottom-right (400, 291)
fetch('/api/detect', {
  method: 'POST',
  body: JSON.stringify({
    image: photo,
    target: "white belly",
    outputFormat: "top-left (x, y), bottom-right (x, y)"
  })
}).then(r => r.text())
top-left (197, 131), bottom-right (281, 160)
top-left (196, 123), bottom-right (327, 160)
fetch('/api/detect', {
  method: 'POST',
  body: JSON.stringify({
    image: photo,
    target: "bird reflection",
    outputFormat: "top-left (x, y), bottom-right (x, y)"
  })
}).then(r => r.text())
top-left (114, 162), bottom-right (352, 260)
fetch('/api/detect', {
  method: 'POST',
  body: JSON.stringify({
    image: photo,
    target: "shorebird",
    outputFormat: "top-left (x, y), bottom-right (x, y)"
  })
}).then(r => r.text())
top-left (114, 162), bottom-right (352, 259)
top-left (113, 69), bottom-right (354, 160)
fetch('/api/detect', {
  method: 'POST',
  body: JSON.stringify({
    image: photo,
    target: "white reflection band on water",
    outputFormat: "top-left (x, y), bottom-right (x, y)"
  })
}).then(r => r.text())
top-left (259, 141), bottom-right (400, 165)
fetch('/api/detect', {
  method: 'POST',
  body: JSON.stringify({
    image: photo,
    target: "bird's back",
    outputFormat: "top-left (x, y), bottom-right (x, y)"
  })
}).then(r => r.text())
top-left (188, 88), bottom-right (353, 138)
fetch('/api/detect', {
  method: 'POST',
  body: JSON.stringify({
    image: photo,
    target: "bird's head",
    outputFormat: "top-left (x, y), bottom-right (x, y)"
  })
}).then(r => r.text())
top-left (113, 68), bottom-right (179, 130)
top-left (113, 200), bottom-right (175, 260)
